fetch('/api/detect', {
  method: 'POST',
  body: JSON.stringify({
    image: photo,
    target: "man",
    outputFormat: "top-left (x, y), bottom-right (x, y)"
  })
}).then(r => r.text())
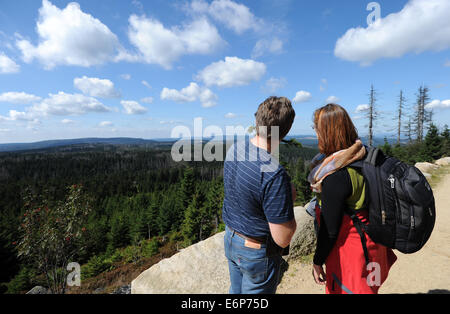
top-left (222, 96), bottom-right (297, 294)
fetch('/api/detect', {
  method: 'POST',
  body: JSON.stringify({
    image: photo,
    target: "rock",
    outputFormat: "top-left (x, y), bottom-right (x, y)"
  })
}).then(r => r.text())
top-left (131, 206), bottom-right (312, 294)
top-left (111, 285), bottom-right (131, 294)
top-left (26, 286), bottom-right (48, 294)
top-left (415, 162), bottom-right (439, 174)
top-left (287, 206), bottom-right (316, 261)
top-left (93, 287), bottom-right (105, 294)
top-left (435, 157), bottom-right (450, 166)
top-left (132, 232), bottom-right (229, 294)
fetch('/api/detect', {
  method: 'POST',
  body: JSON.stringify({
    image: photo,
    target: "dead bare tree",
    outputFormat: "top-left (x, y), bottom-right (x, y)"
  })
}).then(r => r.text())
top-left (396, 90), bottom-right (406, 145)
top-left (414, 86), bottom-right (431, 142)
top-left (366, 85), bottom-right (378, 146)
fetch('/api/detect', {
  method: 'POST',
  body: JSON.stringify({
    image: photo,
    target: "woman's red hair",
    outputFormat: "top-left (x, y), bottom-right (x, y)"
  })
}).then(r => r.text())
top-left (314, 104), bottom-right (359, 156)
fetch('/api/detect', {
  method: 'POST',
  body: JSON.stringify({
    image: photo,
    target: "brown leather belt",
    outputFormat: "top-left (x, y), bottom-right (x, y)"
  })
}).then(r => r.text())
top-left (231, 228), bottom-right (266, 244)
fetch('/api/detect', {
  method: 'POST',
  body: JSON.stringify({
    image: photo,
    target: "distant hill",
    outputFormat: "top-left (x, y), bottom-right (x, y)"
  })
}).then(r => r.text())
top-left (0, 138), bottom-right (161, 153)
top-left (288, 135), bottom-right (401, 148)
top-left (0, 134), bottom-right (400, 153)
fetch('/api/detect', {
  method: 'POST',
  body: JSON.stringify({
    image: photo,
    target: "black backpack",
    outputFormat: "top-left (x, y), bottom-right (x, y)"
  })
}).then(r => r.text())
top-left (348, 146), bottom-right (436, 265)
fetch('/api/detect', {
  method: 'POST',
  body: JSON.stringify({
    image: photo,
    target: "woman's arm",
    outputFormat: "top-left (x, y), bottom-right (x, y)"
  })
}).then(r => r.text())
top-left (313, 169), bottom-right (352, 266)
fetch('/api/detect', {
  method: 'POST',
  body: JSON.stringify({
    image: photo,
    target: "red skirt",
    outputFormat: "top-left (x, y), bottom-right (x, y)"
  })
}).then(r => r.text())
top-left (322, 211), bottom-right (397, 294)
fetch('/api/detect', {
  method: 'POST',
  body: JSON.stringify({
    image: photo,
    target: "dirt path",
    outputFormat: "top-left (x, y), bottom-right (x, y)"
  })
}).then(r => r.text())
top-left (277, 167), bottom-right (450, 294)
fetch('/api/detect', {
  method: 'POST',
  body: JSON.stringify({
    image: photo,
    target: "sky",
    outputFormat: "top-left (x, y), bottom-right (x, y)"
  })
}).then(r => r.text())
top-left (0, 0), bottom-right (449, 143)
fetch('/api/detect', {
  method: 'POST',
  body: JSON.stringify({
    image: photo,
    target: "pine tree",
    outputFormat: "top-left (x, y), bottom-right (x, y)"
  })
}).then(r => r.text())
top-left (441, 125), bottom-right (450, 157)
top-left (203, 179), bottom-right (224, 234)
top-left (424, 124), bottom-right (442, 161)
top-left (181, 194), bottom-right (203, 245)
top-left (144, 200), bottom-right (159, 239)
top-left (292, 157), bottom-right (310, 205)
top-left (176, 167), bottom-right (195, 228)
top-left (108, 212), bottom-right (130, 249)
top-left (381, 137), bottom-right (393, 156)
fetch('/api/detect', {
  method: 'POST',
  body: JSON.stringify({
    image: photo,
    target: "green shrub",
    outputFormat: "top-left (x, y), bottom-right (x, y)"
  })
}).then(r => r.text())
top-left (6, 267), bottom-right (35, 294)
top-left (81, 254), bottom-right (112, 280)
top-left (141, 238), bottom-right (159, 258)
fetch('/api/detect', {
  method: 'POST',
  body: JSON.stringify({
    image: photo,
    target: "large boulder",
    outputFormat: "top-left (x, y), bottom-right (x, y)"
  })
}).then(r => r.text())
top-left (26, 286), bottom-right (48, 294)
top-left (132, 232), bottom-right (229, 294)
top-left (435, 157), bottom-right (450, 166)
top-left (415, 162), bottom-right (439, 175)
top-left (287, 206), bottom-right (316, 261)
top-left (131, 206), bottom-right (313, 294)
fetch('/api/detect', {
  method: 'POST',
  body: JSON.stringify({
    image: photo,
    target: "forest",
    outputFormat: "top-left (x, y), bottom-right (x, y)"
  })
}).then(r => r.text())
top-left (0, 141), bottom-right (318, 293)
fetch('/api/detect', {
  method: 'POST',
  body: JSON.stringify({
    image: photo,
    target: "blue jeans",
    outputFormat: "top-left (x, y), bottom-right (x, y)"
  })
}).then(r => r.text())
top-left (224, 226), bottom-right (282, 294)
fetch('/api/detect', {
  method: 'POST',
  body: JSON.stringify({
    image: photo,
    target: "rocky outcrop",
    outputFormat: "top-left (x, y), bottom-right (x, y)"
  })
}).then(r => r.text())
top-left (435, 157), bottom-right (450, 166)
top-left (111, 284), bottom-right (131, 294)
top-left (415, 157), bottom-right (450, 178)
top-left (132, 231), bottom-right (229, 294)
top-left (287, 205), bottom-right (316, 261)
top-left (415, 162), bottom-right (439, 176)
top-left (131, 206), bottom-right (314, 294)
top-left (26, 286), bottom-right (48, 294)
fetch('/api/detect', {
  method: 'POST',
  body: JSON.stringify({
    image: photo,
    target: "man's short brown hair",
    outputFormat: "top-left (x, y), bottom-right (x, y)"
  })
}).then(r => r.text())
top-left (255, 96), bottom-right (295, 140)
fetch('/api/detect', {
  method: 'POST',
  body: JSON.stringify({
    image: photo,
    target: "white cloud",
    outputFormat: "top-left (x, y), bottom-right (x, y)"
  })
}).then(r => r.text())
top-left (32, 92), bottom-right (112, 116)
top-left (335, 0), bottom-right (450, 65)
top-left (61, 119), bottom-right (75, 124)
top-left (126, 14), bottom-right (224, 69)
top-left (161, 82), bottom-right (218, 108)
top-left (0, 92), bottom-right (41, 104)
top-left (197, 56), bottom-right (266, 88)
top-left (121, 74), bottom-right (131, 80)
top-left (121, 100), bottom-right (148, 115)
top-left (356, 104), bottom-right (370, 113)
top-left (445, 60), bottom-right (450, 67)
top-left (0, 52), bottom-right (20, 73)
top-left (320, 79), bottom-right (328, 92)
top-left (141, 97), bottom-right (154, 104)
top-left (293, 91), bottom-right (312, 104)
top-left (425, 99), bottom-right (450, 110)
top-left (190, 0), bottom-right (263, 34)
top-left (159, 120), bottom-right (177, 125)
top-left (74, 76), bottom-right (121, 98)
top-left (142, 80), bottom-right (152, 89)
top-left (326, 96), bottom-right (340, 104)
top-left (161, 83), bottom-right (200, 102)
top-left (198, 88), bottom-right (218, 108)
top-left (252, 38), bottom-right (283, 58)
top-left (99, 121), bottom-right (113, 127)
top-left (16, 0), bottom-right (121, 69)
top-left (5, 110), bottom-right (37, 122)
top-left (264, 77), bottom-right (287, 93)
top-left (132, 0), bottom-right (144, 11)
top-left (224, 112), bottom-right (237, 119)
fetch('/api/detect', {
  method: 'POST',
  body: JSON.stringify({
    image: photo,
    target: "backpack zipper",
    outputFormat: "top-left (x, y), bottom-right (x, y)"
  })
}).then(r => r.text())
top-left (389, 174), bottom-right (402, 224)
top-left (377, 167), bottom-right (386, 224)
top-left (398, 170), bottom-right (416, 230)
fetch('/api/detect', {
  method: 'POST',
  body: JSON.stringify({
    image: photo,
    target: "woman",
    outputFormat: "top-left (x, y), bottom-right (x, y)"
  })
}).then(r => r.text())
top-left (309, 104), bottom-right (397, 294)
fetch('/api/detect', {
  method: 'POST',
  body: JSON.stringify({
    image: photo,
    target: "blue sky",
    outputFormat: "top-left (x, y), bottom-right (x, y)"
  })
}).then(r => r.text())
top-left (0, 0), bottom-right (449, 143)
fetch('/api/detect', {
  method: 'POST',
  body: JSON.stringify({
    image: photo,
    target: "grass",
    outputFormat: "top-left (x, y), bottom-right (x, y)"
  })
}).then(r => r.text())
top-left (297, 253), bottom-right (314, 265)
top-left (427, 165), bottom-right (450, 189)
